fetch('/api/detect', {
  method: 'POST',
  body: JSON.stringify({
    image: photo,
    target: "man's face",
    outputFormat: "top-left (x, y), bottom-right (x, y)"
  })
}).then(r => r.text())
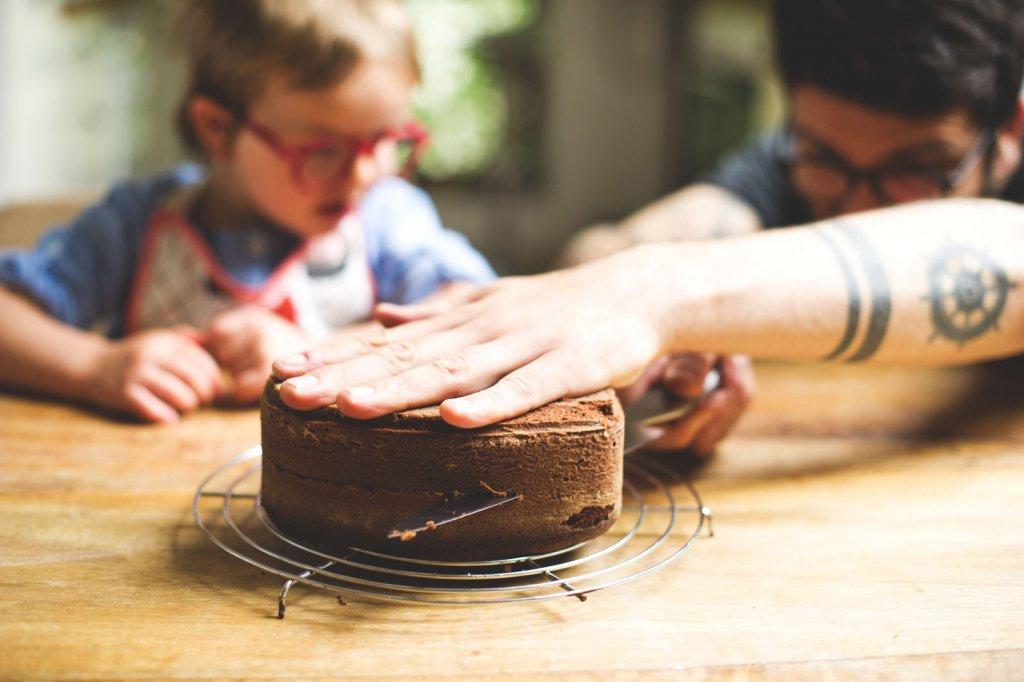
top-left (789, 86), bottom-right (1022, 220)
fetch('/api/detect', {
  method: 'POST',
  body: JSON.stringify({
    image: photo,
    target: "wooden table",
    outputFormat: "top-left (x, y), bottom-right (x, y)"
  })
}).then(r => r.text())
top-left (2, 362), bottom-right (1022, 680)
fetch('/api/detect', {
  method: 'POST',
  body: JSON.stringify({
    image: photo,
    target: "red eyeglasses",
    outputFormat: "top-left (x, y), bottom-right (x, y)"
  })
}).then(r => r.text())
top-left (244, 119), bottom-right (429, 192)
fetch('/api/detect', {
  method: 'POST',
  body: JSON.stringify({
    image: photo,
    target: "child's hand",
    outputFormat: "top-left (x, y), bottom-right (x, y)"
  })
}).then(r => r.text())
top-left (205, 306), bottom-right (311, 405)
top-left (86, 329), bottom-right (224, 424)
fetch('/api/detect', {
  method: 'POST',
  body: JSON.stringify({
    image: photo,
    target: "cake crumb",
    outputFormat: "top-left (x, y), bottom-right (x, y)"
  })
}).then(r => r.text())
top-left (425, 520), bottom-right (437, 529)
top-left (399, 530), bottom-right (417, 541)
top-left (479, 480), bottom-right (507, 497)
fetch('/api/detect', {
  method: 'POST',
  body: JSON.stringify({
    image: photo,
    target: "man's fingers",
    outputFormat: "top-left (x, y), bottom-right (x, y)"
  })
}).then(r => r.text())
top-left (272, 313), bottom-right (459, 380)
top-left (722, 353), bottom-right (757, 400)
top-left (335, 336), bottom-right (542, 419)
top-left (615, 356), bottom-right (669, 406)
top-left (644, 400), bottom-right (718, 451)
top-left (662, 353), bottom-right (717, 398)
top-left (124, 384), bottom-right (180, 424)
top-left (439, 350), bottom-right (591, 428)
top-left (374, 302), bottom-right (442, 327)
top-left (278, 326), bottom-right (486, 410)
top-left (374, 282), bottom-right (482, 327)
top-left (690, 398), bottom-right (746, 456)
top-left (689, 355), bottom-right (756, 455)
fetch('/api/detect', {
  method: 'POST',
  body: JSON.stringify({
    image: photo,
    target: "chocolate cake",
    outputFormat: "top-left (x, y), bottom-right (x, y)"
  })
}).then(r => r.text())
top-left (260, 382), bottom-right (624, 561)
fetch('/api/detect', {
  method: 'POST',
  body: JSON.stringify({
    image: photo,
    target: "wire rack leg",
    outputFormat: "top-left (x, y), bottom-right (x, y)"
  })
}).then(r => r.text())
top-left (527, 560), bottom-right (587, 602)
top-left (277, 561), bottom-right (336, 619)
top-left (702, 506), bottom-right (714, 538)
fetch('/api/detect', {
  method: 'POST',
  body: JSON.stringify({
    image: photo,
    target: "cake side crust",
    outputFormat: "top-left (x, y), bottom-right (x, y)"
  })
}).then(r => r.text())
top-left (260, 382), bottom-right (624, 560)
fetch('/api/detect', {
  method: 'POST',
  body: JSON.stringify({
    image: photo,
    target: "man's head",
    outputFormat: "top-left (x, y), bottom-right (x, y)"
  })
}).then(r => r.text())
top-left (773, 0), bottom-right (1024, 219)
top-left (176, 0), bottom-right (422, 237)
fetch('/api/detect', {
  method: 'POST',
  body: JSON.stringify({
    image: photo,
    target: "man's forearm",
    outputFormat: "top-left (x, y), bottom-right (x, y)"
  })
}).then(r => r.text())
top-left (561, 184), bottom-right (762, 266)
top-left (654, 199), bottom-right (1024, 365)
top-left (621, 184), bottom-right (762, 242)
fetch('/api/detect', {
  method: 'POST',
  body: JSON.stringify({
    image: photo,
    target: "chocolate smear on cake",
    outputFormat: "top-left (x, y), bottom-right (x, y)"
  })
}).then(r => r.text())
top-left (566, 505), bottom-right (614, 529)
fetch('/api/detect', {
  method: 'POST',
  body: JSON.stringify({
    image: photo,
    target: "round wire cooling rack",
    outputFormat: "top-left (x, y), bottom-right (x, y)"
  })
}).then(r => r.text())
top-left (193, 446), bottom-right (713, 617)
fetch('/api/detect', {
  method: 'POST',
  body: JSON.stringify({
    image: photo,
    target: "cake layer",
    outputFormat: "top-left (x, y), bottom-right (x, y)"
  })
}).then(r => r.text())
top-left (260, 383), bottom-right (624, 561)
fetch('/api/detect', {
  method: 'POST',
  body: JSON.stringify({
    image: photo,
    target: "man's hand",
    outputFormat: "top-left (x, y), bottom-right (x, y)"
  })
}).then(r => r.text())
top-left (373, 281), bottom-right (482, 327)
top-left (205, 306), bottom-right (311, 404)
top-left (618, 353), bottom-right (755, 455)
top-left (83, 328), bottom-right (223, 424)
top-left (272, 246), bottom-right (677, 427)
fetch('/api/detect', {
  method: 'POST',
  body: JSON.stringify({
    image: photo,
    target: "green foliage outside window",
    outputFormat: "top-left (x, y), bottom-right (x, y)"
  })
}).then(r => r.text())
top-left (407, 0), bottom-right (540, 182)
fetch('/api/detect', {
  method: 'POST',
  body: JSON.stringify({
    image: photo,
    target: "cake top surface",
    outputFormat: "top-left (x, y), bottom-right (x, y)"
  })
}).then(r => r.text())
top-left (264, 381), bottom-right (622, 436)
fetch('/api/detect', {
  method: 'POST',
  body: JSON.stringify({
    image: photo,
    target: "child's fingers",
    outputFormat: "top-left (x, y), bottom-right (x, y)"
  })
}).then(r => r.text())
top-left (124, 383), bottom-right (180, 424)
top-left (204, 334), bottom-right (251, 371)
top-left (163, 346), bottom-right (223, 403)
top-left (203, 309), bottom-right (255, 354)
top-left (232, 367), bottom-right (270, 405)
top-left (172, 324), bottom-right (208, 346)
top-left (142, 367), bottom-right (201, 413)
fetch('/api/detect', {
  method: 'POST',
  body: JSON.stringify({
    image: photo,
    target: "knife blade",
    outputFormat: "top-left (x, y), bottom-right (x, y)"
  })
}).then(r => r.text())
top-left (623, 368), bottom-right (721, 454)
top-left (388, 489), bottom-right (523, 541)
top-left (386, 368), bottom-right (722, 541)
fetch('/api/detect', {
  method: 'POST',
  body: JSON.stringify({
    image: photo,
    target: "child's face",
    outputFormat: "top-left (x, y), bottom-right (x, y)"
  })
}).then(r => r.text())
top-left (223, 61), bottom-right (417, 238)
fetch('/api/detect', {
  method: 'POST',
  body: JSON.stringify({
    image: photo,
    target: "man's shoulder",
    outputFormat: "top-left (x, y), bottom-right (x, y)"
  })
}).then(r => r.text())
top-left (704, 130), bottom-right (812, 228)
top-left (999, 149), bottom-right (1024, 204)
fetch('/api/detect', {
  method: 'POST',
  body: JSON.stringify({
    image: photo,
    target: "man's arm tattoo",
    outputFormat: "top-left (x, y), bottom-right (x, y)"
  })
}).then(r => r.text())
top-left (815, 222), bottom-right (892, 362)
top-left (839, 223), bottom-right (892, 361)
top-left (814, 229), bottom-right (860, 360)
top-left (922, 243), bottom-right (1016, 345)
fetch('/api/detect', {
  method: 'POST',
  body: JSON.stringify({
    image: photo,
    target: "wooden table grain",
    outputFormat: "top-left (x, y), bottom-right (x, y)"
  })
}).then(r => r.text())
top-left (2, 362), bottom-right (1022, 680)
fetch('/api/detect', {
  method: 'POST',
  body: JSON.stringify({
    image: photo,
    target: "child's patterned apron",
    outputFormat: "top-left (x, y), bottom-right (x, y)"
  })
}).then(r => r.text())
top-left (125, 187), bottom-right (376, 339)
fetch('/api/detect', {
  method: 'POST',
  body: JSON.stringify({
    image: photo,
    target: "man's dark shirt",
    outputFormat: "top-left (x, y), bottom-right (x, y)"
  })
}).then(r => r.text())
top-left (705, 131), bottom-right (1024, 228)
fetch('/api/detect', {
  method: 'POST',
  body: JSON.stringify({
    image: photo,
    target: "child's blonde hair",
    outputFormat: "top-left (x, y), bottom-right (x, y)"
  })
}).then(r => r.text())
top-left (174, 0), bottom-right (420, 154)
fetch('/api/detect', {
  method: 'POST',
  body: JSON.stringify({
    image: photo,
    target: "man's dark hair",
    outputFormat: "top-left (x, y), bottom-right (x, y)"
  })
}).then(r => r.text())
top-left (774, 0), bottom-right (1024, 129)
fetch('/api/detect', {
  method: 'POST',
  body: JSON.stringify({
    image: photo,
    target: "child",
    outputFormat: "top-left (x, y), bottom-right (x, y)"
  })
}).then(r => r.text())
top-left (0, 0), bottom-right (494, 423)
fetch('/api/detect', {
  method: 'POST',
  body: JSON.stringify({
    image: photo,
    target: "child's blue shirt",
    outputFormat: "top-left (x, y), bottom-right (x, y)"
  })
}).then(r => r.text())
top-left (0, 164), bottom-right (495, 336)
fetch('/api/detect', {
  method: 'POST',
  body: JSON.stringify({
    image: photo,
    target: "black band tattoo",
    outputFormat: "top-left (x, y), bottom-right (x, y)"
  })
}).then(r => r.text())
top-left (838, 223), bottom-right (891, 362)
top-left (815, 222), bottom-right (892, 362)
top-left (815, 230), bottom-right (861, 360)
top-left (922, 243), bottom-right (1016, 345)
